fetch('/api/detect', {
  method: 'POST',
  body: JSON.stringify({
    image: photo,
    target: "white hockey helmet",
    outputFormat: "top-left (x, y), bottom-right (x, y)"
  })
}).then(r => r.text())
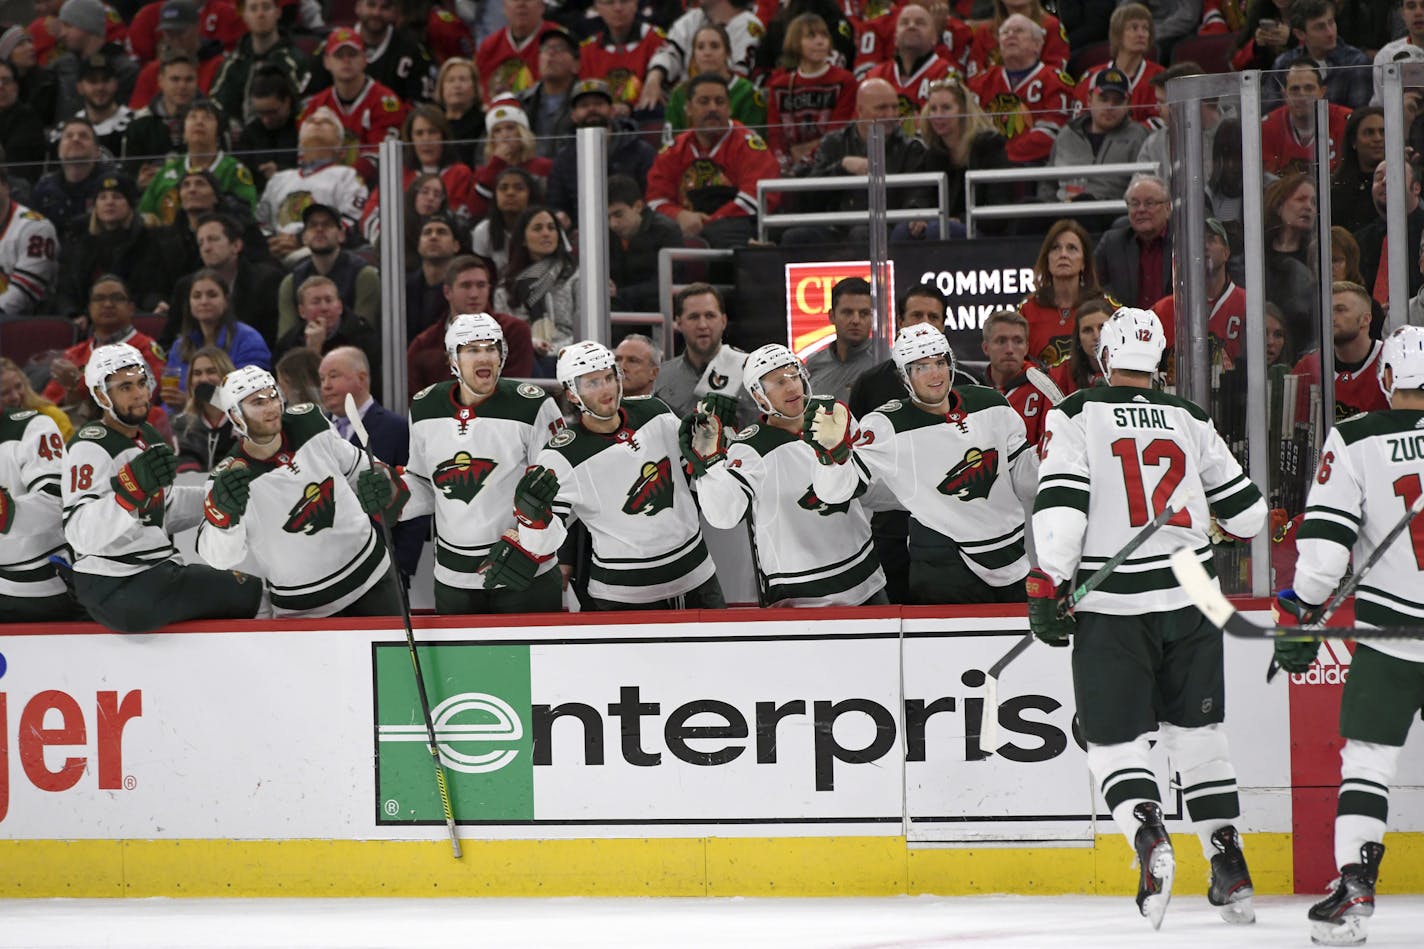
top-left (216, 365), bottom-right (282, 437)
top-left (1379, 325), bottom-right (1424, 400)
top-left (1097, 306), bottom-right (1166, 377)
top-left (891, 323), bottom-right (954, 399)
top-left (743, 343), bottom-right (809, 418)
top-left (445, 312), bottom-right (507, 377)
top-left (85, 342), bottom-right (153, 409)
top-left (557, 340), bottom-right (621, 418)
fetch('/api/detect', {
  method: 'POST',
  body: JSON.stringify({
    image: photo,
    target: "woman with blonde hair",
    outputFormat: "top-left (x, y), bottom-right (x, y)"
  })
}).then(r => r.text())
top-left (1018, 219), bottom-right (1103, 369)
top-left (966, 0), bottom-right (1071, 78)
top-left (472, 101), bottom-right (552, 221)
top-left (898, 77), bottom-right (1009, 239)
top-left (764, 12), bottom-right (856, 173)
top-left (171, 346), bottom-right (238, 473)
top-left (435, 57), bottom-right (484, 166)
top-left (0, 357), bottom-right (73, 441)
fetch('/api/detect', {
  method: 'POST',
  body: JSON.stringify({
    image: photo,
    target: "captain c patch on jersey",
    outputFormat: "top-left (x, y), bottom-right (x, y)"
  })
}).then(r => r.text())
top-left (284, 477), bottom-right (336, 534)
top-left (623, 458), bottom-right (674, 516)
top-left (433, 452), bottom-right (497, 503)
top-left (937, 447), bottom-right (1000, 501)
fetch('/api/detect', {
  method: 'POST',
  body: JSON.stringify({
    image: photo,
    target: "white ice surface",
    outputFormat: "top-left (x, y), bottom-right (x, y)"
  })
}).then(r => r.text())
top-left (3, 895), bottom-right (1424, 948)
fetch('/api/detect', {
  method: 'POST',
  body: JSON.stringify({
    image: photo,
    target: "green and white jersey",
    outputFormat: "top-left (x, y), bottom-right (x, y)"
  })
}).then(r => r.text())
top-left (519, 396), bottom-right (714, 604)
top-left (696, 420), bottom-right (883, 606)
top-left (1294, 410), bottom-right (1424, 663)
top-left (197, 404), bottom-right (390, 618)
top-left (815, 386), bottom-right (1039, 588)
top-left (1033, 386), bottom-right (1266, 615)
top-left (404, 379), bottom-right (564, 591)
top-left (0, 409), bottom-right (68, 602)
top-left (63, 421), bottom-right (203, 578)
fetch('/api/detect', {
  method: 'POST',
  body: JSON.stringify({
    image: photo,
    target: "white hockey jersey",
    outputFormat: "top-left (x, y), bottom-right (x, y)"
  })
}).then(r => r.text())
top-left (63, 421), bottom-right (204, 578)
top-left (256, 163), bottom-right (369, 235)
top-left (1033, 386), bottom-right (1266, 615)
top-left (650, 8), bottom-right (763, 84)
top-left (1294, 410), bottom-right (1424, 663)
top-left (0, 409), bottom-right (69, 607)
top-left (403, 379), bottom-right (564, 591)
top-left (519, 396), bottom-right (714, 604)
top-left (197, 404), bottom-right (391, 618)
top-left (0, 201), bottom-right (58, 315)
top-left (816, 386), bottom-right (1038, 587)
top-left (696, 420), bottom-right (884, 606)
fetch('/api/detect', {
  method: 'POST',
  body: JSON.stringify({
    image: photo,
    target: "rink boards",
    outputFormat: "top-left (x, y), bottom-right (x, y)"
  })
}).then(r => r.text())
top-left (1, 605), bottom-right (1422, 897)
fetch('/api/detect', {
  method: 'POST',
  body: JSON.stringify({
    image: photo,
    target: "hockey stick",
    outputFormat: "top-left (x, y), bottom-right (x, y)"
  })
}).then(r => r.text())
top-left (981, 493), bottom-right (1191, 755)
top-left (345, 394), bottom-right (462, 859)
top-left (1024, 365), bottom-right (1067, 406)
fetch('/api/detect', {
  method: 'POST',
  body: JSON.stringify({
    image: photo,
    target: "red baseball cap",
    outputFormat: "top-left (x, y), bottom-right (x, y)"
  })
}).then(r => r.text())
top-left (324, 28), bottom-right (364, 56)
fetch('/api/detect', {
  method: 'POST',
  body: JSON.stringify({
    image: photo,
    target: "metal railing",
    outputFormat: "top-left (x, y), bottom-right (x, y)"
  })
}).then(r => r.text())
top-left (754, 173), bottom-right (951, 243)
top-left (963, 161), bottom-right (1158, 237)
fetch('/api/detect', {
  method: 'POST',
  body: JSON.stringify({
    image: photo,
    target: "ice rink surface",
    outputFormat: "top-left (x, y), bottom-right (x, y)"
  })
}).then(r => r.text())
top-left (3, 895), bottom-right (1424, 948)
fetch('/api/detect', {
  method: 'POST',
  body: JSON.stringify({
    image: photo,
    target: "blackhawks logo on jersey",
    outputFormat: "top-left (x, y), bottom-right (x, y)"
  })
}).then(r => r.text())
top-left (623, 457), bottom-right (674, 516)
top-left (987, 93), bottom-right (1029, 139)
top-left (938, 447), bottom-right (1000, 501)
top-left (1037, 336), bottom-right (1073, 368)
top-left (432, 452), bottom-right (496, 503)
top-left (284, 477), bottom-right (336, 535)
top-left (797, 486), bottom-right (850, 516)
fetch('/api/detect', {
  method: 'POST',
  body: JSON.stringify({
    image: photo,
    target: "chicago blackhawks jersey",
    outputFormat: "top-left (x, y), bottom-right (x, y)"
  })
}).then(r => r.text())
top-left (651, 8), bottom-right (763, 85)
top-left (519, 397), bottom-right (715, 604)
top-left (968, 62), bottom-right (1074, 164)
top-left (1260, 101), bottom-right (1350, 175)
top-left (1033, 386), bottom-right (1266, 614)
top-left (0, 201), bottom-right (58, 315)
top-left (696, 421), bottom-right (884, 606)
top-left (257, 163), bottom-right (369, 235)
top-left (1074, 59), bottom-right (1164, 126)
top-left (1291, 341), bottom-right (1389, 423)
top-left (645, 122), bottom-right (780, 221)
top-left (1293, 410), bottom-right (1424, 662)
top-left (865, 52), bottom-right (962, 134)
top-left (298, 79), bottom-right (407, 154)
top-left (63, 421), bottom-right (204, 578)
top-left (965, 15), bottom-right (1070, 78)
top-left (764, 65), bottom-right (857, 163)
top-left (815, 387), bottom-right (1039, 587)
top-left (476, 20), bottom-right (560, 99)
top-left (1019, 297), bottom-right (1075, 368)
top-left (196, 404), bottom-right (390, 618)
top-left (580, 24), bottom-right (667, 108)
top-left (0, 409), bottom-right (69, 606)
top-left (991, 364), bottom-right (1055, 446)
top-left (403, 379), bottom-right (564, 592)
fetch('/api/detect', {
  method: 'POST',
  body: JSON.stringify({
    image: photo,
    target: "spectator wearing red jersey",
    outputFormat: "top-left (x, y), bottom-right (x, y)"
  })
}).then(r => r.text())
top-left (360, 104), bottom-right (478, 244)
top-left (866, 3), bottom-right (961, 135)
top-left (645, 73), bottom-right (779, 249)
top-left (965, 0), bottom-right (1068, 79)
top-left (1152, 219), bottom-right (1247, 368)
top-left (1047, 296), bottom-right (1111, 395)
top-left (476, 0), bottom-right (560, 101)
top-left (406, 254), bottom-right (535, 397)
top-left (29, 0), bottom-right (126, 68)
top-left (298, 28), bottom-right (408, 183)
top-left (128, 0), bottom-right (241, 63)
top-left (967, 13), bottom-right (1073, 165)
top-left (471, 101), bottom-right (552, 220)
top-left (1291, 281), bottom-right (1388, 421)
top-left (846, 0), bottom-right (899, 79)
top-left (129, 1), bottom-right (225, 113)
top-left (1261, 61), bottom-right (1352, 176)
top-left (44, 273), bottom-right (167, 413)
top-left (980, 308), bottom-right (1053, 446)
top-left (765, 12), bottom-right (856, 173)
top-left (1074, 3), bottom-right (1162, 127)
top-left (1019, 218), bottom-right (1102, 369)
top-left (580, 0), bottom-right (666, 115)
top-left (410, 1), bottom-right (476, 66)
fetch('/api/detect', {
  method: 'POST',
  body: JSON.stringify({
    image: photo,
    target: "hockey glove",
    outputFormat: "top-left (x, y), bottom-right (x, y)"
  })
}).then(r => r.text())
top-left (112, 443), bottom-right (177, 514)
top-left (204, 463), bottom-right (252, 528)
top-left (1272, 589), bottom-right (1322, 674)
top-left (1026, 568), bottom-right (1075, 646)
top-left (481, 531), bottom-right (549, 592)
top-left (356, 464), bottom-right (394, 515)
top-left (0, 485), bottom-right (12, 534)
top-left (697, 392), bottom-right (739, 429)
top-left (514, 465), bottom-right (559, 530)
top-left (803, 397), bottom-right (853, 466)
top-left (678, 411), bottom-right (726, 478)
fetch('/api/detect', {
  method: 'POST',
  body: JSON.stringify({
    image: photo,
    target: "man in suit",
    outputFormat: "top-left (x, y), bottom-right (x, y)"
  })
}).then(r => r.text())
top-left (319, 346), bottom-right (426, 583)
top-left (1094, 173), bottom-right (1174, 311)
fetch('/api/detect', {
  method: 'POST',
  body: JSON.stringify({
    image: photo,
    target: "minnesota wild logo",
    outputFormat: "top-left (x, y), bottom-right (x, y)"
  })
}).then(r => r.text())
top-left (938, 448), bottom-right (1000, 501)
top-left (623, 457), bottom-right (674, 516)
top-left (797, 486), bottom-right (850, 516)
top-left (284, 476), bottom-right (336, 535)
top-left (432, 452), bottom-right (497, 503)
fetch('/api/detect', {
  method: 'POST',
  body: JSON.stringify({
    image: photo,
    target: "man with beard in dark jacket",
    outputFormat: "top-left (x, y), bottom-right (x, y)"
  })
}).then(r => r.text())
top-left (547, 79), bottom-right (655, 229)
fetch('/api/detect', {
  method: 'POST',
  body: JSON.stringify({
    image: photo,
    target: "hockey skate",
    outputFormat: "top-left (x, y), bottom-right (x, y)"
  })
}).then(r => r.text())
top-left (1132, 802), bottom-right (1175, 929)
top-left (1309, 842), bottom-right (1385, 946)
top-left (1207, 825), bottom-right (1255, 924)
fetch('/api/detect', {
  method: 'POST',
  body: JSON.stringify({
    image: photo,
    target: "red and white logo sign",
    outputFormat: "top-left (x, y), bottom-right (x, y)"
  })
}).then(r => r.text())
top-left (784, 261), bottom-right (896, 360)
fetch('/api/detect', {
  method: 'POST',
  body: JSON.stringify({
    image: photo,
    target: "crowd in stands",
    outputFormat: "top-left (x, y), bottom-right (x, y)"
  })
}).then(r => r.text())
top-left (0, 0), bottom-right (1421, 513)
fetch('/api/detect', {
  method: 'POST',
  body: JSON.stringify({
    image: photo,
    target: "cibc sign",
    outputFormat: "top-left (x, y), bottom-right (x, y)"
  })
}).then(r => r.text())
top-left (784, 261), bottom-right (896, 360)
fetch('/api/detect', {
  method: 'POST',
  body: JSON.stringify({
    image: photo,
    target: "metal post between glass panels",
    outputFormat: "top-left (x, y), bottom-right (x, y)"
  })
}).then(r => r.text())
top-left (377, 138), bottom-right (407, 414)
top-left (575, 127), bottom-right (610, 346)
top-left (866, 121), bottom-right (891, 366)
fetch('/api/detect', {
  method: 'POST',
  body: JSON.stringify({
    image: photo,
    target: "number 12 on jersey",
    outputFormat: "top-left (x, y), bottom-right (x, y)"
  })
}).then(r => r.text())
top-left (1111, 437), bottom-right (1191, 528)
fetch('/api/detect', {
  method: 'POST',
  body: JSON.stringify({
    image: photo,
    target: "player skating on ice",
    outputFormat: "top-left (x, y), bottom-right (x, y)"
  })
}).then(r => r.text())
top-left (197, 366), bottom-right (406, 618)
top-left (400, 313), bottom-right (565, 614)
top-left (1274, 325), bottom-right (1424, 946)
top-left (807, 322), bottom-right (1038, 604)
top-left (0, 406), bottom-right (77, 621)
top-left (682, 343), bottom-right (886, 606)
top-left (63, 344), bottom-right (262, 631)
top-left (498, 341), bottom-right (724, 610)
top-left (1029, 308), bottom-right (1266, 929)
